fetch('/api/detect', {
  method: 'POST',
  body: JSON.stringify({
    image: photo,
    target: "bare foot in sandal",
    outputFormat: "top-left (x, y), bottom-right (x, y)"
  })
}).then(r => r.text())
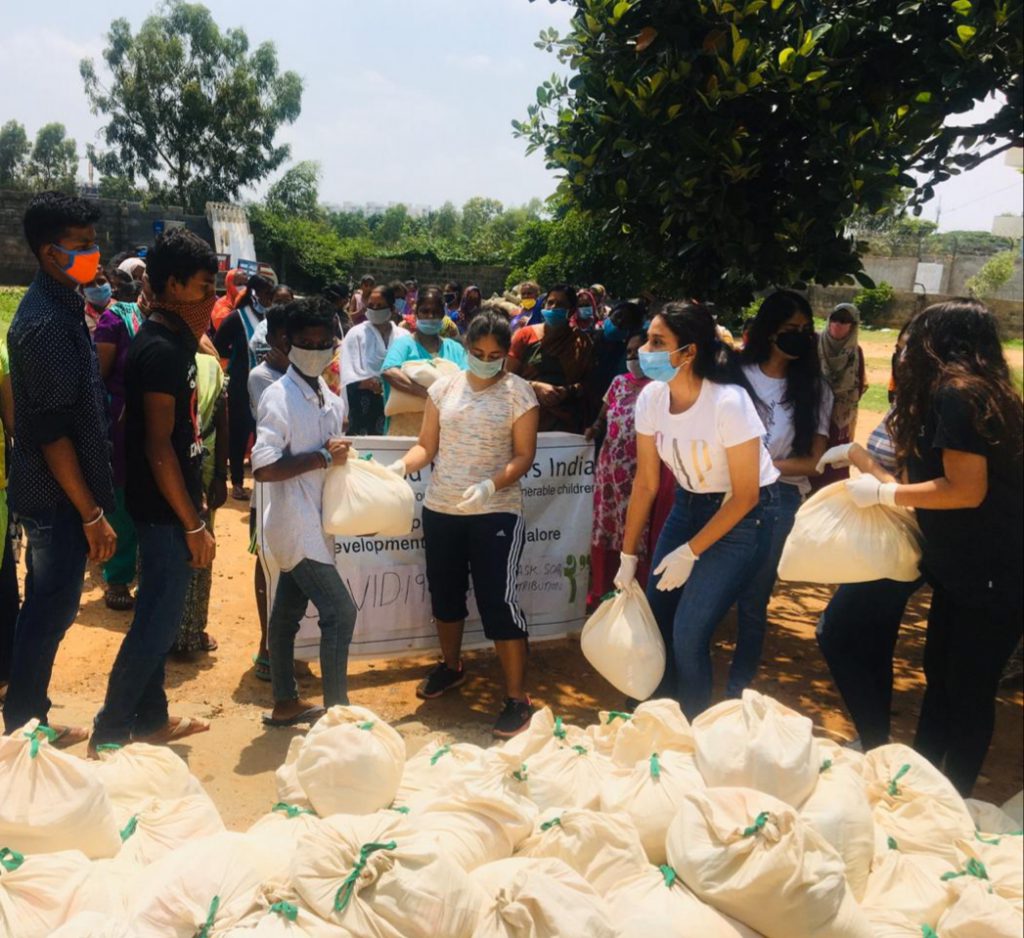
top-left (47, 724), bottom-right (90, 749)
top-left (263, 698), bottom-right (325, 727)
top-left (133, 715), bottom-right (210, 745)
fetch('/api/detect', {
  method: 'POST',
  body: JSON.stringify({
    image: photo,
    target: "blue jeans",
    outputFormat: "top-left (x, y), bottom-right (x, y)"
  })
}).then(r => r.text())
top-left (268, 559), bottom-right (357, 706)
top-left (817, 578), bottom-right (923, 750)
top-left (3, 502), bottom-right (88, 733)
top-left (646, 484), bottom-right (777, 719)
top-left (731, 481), bottom-right (803, 697)
top-left (92, 523), bottom-right (194, 744)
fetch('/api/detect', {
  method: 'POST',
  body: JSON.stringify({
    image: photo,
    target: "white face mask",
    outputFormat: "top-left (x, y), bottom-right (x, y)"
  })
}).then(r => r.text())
top-left (289, 345), bottom-right (334, 377)
top-left (366, 307), bottom-right (392, 325)
top-left (626, 359), bottom-right (644, 379)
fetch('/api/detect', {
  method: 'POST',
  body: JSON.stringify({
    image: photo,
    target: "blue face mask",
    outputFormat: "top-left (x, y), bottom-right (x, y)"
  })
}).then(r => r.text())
top-left (603, 317), bottom-right (627, 342)
top-left (577, 305), bottom-right (595, 321)
top-left (639, 348), bottom-right (684, 383)
top-left (251, 296), bottom-right (267, 315)
top-left (467, 353), bottom-right (505, 379)
top-left (83, 283), bottom-right (112, 306)
top-left (394, 298), bottom-right (407, 314)
top-left (416, 318), bottom-right (443, 336)
top-left (542, 307), bottom-right (569, 328)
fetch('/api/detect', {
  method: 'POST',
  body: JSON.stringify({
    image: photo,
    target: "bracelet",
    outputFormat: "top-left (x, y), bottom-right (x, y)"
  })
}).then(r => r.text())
top-left (318, 447), bottom-right (333, 468)
top-left (184, 521), bottom-right (206, 536)
top-left (82, 507), bottom-right (104, 527)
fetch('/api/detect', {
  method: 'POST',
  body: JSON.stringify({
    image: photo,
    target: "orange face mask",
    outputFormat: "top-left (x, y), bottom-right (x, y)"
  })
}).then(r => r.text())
top-left (50, 243), bottom-right (101, 285)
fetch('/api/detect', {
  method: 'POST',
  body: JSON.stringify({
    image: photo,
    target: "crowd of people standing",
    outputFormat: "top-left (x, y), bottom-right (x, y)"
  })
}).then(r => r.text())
top-left (0, 190), bottom-right (1019, 792)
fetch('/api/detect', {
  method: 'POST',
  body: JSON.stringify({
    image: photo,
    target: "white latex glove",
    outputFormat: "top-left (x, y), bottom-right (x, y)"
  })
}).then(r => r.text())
top-left (457, 479), bottom-right (496, 512)
top-left (386, 459), bottom-right (406, 477)
top-left (654, 542), bottom-right (699, 592)
top-left (846, 475), bottom-right (898, 509)
top-left (613, 553), bottom-right (638, 591)
top-left (816, 443), bottom-right (854, 475)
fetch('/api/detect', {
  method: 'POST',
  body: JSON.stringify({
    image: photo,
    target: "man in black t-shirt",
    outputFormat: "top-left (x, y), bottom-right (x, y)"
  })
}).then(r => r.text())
top-left (92, 229), bottom-right (219, 751)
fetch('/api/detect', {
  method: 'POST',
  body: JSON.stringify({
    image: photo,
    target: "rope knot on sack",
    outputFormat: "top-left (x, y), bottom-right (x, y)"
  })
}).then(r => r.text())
top-left (887, 763), bottom-right (911, 797)
top-left (512, 764), bottom-right (529, 783)
top-left (819, 759), bottom-right (833, 773)
top-left (0, 848), bottom-right (25, 872)
top-left (659, 864), bottom-right (678, 888)
top-left (430, 745), bottom-right (452, 766)
top-left (195, 895), bottom-right (220, 938)
top-left (119, 815), bottom-right (139, 843)
top-left (742, 812), bottom-right (771, 838)
top-left (269, 901), bottom-right (299, 921)
top-left (941, 858), bottom-right (990, 883)
top-left (649, 753), bottom-right (661, 780)
top-left (272, 802), bottom-right (316, 818)
top-left (553, 717), bottom-right (567, 740)
top-left (540, 815), bottom-right (564, 832)
top-left (389, 805), bottom-right (411, 814)
top-left (334, 840), bottom-right (397, 912)
top-left (357, 721), bottom-right (375, 731)
top-left (605, 711), bottom-right (632, 724)
top-left (23, 724), bottom-right (57, 758)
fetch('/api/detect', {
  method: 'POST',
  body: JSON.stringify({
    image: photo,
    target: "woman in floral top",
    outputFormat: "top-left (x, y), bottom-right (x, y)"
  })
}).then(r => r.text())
top-left (586, 332), bottom-right (653, 603)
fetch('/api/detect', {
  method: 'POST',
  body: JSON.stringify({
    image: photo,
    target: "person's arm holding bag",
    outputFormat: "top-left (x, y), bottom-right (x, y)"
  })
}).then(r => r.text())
top-left (618, 432), bottom-right (661, 590)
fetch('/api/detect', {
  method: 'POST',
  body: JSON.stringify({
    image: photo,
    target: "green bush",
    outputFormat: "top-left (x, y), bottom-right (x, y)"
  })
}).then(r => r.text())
top-left (854, 281), bottom-right (896, 325)
top-left (965, 251), bottom-right (1017, 300)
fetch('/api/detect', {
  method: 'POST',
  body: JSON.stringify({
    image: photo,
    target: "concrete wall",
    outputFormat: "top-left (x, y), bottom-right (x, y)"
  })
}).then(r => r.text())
top-left (861, 253), bottom-right (1024, 301)
top-left (808, 284), bottom-right (1023, 339)
top-left (355, 257), bottom-right (511, 297)
top-left (0, 189), bottom-right (214, 285)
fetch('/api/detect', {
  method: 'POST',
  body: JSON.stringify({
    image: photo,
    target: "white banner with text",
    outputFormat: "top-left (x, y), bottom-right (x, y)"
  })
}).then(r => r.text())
top-left (295, 433), bottom-right (595, 659)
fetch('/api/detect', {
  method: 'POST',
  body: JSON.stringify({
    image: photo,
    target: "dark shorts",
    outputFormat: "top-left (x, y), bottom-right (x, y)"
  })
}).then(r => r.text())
top-left (422, 506), bottom-right (528, 642)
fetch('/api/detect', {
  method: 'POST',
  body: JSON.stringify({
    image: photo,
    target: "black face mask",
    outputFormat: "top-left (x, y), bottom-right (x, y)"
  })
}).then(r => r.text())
top-left (775, 331), bottom-right (814, 358)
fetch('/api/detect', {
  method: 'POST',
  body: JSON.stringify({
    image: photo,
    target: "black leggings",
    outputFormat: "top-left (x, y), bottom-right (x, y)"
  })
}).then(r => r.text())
top-left (914, 584), bottom-right (1023, 796)
top-left (228, 392), bottom-right (255, 486)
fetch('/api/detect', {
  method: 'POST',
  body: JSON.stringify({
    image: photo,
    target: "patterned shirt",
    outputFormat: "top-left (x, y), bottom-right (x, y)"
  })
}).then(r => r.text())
top-left (425, 371), bottom-right (539, 516)
top-left (8, 272), bottom-right (115, 518)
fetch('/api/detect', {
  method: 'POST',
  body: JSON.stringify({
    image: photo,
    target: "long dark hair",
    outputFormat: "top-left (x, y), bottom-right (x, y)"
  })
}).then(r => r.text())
top-left (655, 301), bottom-right (744, 387)
top-left (888, 299), bottom-right (1023, 467)
top-left (741, 290), bottom-right (822, 457)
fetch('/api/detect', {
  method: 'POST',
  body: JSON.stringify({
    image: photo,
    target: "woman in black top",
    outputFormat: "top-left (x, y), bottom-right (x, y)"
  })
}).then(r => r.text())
top-left (841, 299), bottom-right (1022, 795)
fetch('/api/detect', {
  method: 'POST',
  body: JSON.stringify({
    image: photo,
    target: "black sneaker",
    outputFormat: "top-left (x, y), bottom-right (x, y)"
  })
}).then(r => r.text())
top-left (492, 697), bottom-right (534, 739)
top-left (416, 660), bottom-right (466, 699)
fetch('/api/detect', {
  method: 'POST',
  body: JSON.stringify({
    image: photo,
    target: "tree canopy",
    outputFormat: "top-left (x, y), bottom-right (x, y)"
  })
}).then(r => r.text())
top-left (0, 121), bottom-right (30, 188)
top-left (517, 0), bottom-right (1023, 306)
top-left (81, 0), bottom-right (302, 213)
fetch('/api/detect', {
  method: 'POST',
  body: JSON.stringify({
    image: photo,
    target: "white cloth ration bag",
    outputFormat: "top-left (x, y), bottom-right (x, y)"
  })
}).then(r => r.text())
top-left (322, 449), bottom-right (414, 537)
top-left (92, 742), bottom-right (204, 819)
top-left (384, 358), bottom-right (462, 416)
top-left (610, 697), bottom-right (694, 767)
top-left (580, 583), bottom-right (665, 699)
top-left (778, 480), bottom-right (922, 583)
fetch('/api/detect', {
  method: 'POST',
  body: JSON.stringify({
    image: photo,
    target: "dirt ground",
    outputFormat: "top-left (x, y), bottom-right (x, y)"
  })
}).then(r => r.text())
top-left (34, 333), bottom-right (1024, 829)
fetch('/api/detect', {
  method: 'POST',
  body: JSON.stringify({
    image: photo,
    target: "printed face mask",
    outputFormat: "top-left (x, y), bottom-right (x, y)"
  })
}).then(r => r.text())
top-left (775, 330), bottom-right (815, 358)
top-left (159, 294), bottom-right (217, 341)
top-left (83, 283), bottom-right (112, 306)
top-left (416, 318), bottom-right (443, 336)
top-left (467, 354), bottom-right (505, 379)
top-left (366, 307), bottom-right (392, 325)
top-left (50, 244), bottom-right (101, 285)
top-left (289, 345), bottom-right (334, 377)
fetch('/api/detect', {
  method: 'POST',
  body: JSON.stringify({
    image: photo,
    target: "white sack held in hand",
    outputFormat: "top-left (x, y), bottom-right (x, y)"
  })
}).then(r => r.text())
top-left (938, 880), bottom-right (1024, 938)
top-left (322, 449), bottom-right (414, 537)
top-left (666, 787), bottom-right (873, 938)
top-left (0, 722), bottom-right (121, 859)
top-left (384, 357), bottom-right (462, 416)
top-left (92, 742), bottom-right (204, 818)
top-left (610, 698), bottom-right (694, 767)
top-left (798, 754), bottom-right (875, 901)
top-left (580, 583), bottom-right (665, 699)
top-left (693, 690), bottom-right (821, 808)
top-left (606, 865), bottom-right (763, 938)
top-left (778, 480), bottom-right (922, 583)
top-left (515, 809), bottom-right (649, 894)
top-left (859, 844), bottom-right (955, 928)
top-left (294, 707), bottom-right (406, 816)
top-left (290, 813), bottom-right (483, 938)
top-left (600, 749), bottom-right (706, 864)
top-left (470, 857), bottom-right (619, 938)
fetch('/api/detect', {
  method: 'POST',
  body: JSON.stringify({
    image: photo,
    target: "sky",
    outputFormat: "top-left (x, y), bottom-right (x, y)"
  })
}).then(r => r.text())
top-left (1, 0), bottom-right (1020, 231)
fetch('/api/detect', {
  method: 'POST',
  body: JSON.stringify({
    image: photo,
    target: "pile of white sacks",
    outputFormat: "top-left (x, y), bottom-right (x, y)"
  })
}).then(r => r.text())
top-left (1, 691), bottom-right (1022, 937)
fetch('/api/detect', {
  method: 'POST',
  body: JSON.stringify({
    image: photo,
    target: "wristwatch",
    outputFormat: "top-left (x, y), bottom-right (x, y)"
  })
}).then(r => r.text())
top-left (318, 447), bottom-right (333, 468)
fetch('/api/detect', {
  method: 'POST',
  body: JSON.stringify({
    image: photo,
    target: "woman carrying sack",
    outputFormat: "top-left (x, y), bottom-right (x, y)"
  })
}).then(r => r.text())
top-left (380, 286), bottom-right (467, 436)
top-left (617, 301), bottom-right (781, 719)
top-left (814, 303), bottom-right (867, 489)
top-left (389, 310), bottom-right (540, 738)
top-left (340, 284), bottom-right (399, 436)
top-left (732, 291), bottom-right (833, 697)
top-left (819, 300), bottom-right (1022, 795)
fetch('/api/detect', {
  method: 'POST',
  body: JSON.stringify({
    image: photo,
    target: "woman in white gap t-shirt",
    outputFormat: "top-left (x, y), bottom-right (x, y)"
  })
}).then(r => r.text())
top-left (734, 290), bottom-right (832, 696)
top-left (617, 302), bottom-right (780, 718)
top-left (390, 310), bottom-right (540, 739)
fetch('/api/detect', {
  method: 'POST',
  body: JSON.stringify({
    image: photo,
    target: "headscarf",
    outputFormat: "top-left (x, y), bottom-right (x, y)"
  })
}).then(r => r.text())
top-left (459, 285), bottom-right (482, 323)
top-left (212, 269), bottom-right (244, 332)
top-left (819, 303), bottom-right (862, 432)
top-left (572, 289), bottom-right (599, 331)
top-left (117, 257), bottom-right (146, 280)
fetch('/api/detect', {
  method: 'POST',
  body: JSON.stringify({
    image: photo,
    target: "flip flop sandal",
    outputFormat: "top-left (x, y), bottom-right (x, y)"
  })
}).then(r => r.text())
top-left (132, 716), bottom-right (210, 745)
top-left (200, 633), bottom-right (219, 653)
top-left (262, 705), bottom-right (326, 728)
top-left (47, 725), bottom-right (90, 749)
top-left (252, 654), bottom-right (272, 681)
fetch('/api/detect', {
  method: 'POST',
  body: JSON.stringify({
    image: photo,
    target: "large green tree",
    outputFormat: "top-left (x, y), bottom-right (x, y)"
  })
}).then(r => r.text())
top-left (517, 0), bottom-right (1023, 306)
top-left (0, 120), bottom-right (30, 188)
top-left (81, 0), bottom-right (302, 213)
top-left (27, 123), bottom-right (78, 191)
top-left (266, 161), bottom-right (322, 218)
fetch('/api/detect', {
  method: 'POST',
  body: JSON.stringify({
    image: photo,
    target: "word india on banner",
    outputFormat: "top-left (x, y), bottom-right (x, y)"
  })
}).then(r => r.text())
top-left (296, 432), bottom-right (595, 659)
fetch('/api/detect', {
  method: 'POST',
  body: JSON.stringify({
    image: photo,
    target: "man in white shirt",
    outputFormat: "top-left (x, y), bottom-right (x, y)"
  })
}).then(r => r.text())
top-left (251, 299), bottom-right (355, 726)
